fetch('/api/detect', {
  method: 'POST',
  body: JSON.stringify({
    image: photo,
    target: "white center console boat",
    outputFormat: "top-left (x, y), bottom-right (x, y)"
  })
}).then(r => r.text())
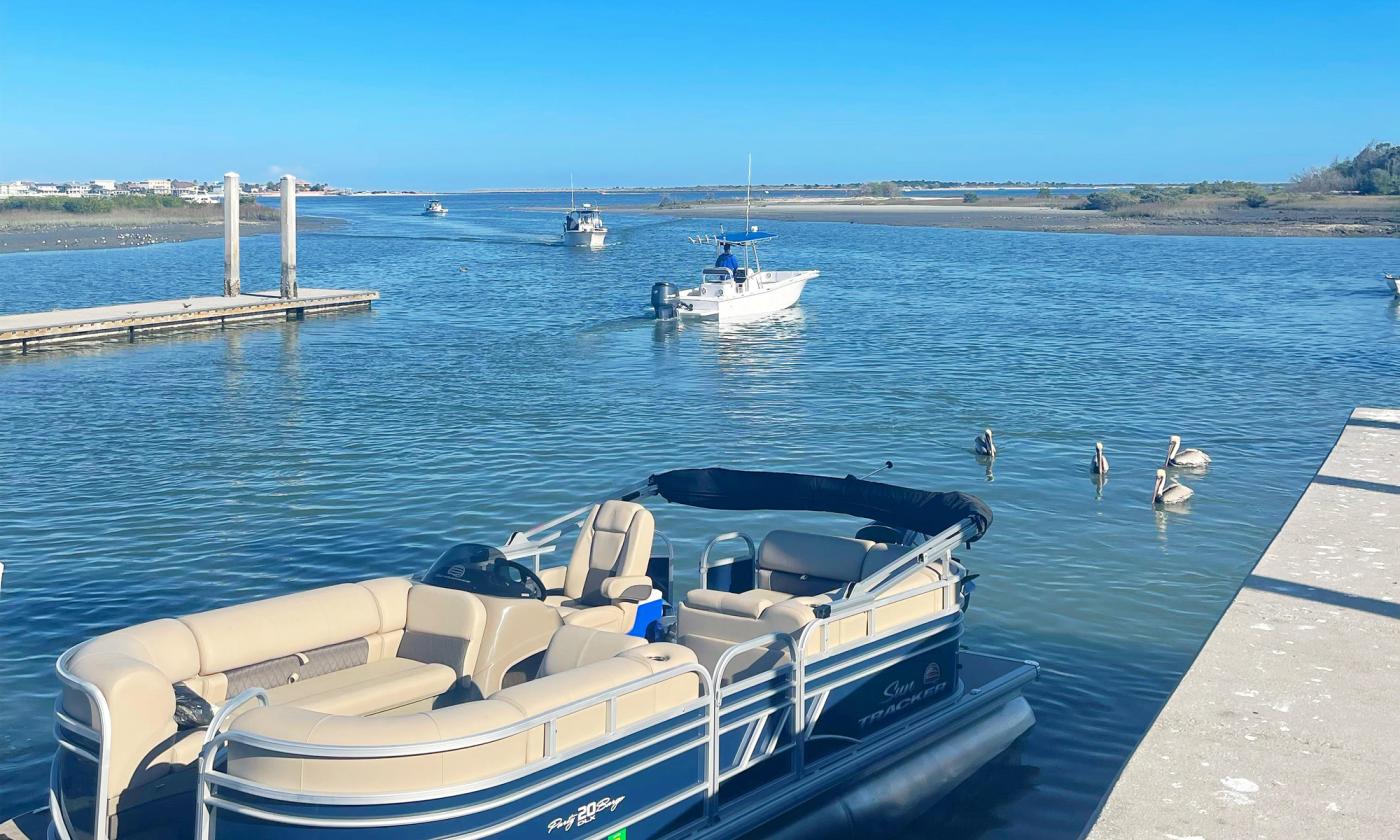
top-left (651, 231), bottom-right (817, 321)
top-left (41, 468), bottom-right (1036, 840)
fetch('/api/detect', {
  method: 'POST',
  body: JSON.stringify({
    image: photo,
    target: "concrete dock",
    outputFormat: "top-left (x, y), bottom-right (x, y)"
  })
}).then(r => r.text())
top-left (1087, 407), bottom-right (1400, 839)
top-left (0, 288), bottom-right (378, 352)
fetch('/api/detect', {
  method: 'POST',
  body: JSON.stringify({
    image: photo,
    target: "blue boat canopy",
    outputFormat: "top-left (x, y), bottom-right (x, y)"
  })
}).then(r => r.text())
top-left (717, 230), bottom-right (776, 245)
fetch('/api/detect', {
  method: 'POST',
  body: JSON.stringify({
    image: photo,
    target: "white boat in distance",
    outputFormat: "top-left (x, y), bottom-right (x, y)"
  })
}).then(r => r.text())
top-left (422, 199), bottom-right (447, 215)
top-left (564, 203), bottom-right (607, 248)
top-left (1385, 273), bottom-right (1399, 296)
top-left (652, 229), bottom-right (818, 320)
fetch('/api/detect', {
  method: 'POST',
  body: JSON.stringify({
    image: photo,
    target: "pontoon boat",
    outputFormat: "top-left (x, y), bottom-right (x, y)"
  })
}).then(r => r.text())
top-left (423, 200), bottom-right (448, 216)
top-left (564, 204), bottom-right (607, 248)
top-left (41, 468), bottom-right (1036, 840)
top-left (651, 230), bottom-right (817, 321)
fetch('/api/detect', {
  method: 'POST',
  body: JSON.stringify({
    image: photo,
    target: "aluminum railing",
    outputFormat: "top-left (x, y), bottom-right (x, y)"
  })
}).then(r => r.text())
top-left (50, 645), bottom-right (114, 840)
top-left (697, 532), bottom-right (757, 589)
top-left (195, 663), bottom-right (714, 837)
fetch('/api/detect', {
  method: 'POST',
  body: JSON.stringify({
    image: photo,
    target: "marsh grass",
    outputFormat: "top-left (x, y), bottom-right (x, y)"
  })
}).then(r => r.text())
top-left (0, 201), bottom-right (278, 230)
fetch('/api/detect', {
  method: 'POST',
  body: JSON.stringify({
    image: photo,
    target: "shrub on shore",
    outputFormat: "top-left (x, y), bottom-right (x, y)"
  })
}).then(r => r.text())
top-left (1186, 180), bottom-right (1261, 196)
top-left (1081, 190), bottom-right (1135, 211)
top-left (1243, 191), bottom-right (1269, 208)
top-left (1291, 141), bottom-right (1399, 195)
top-left (1, 194), bottom-right (277, 222)
top-left (1, 194), bottom-right (188, 214)
top-left (858, 181), bottom-right (902, 198)
top-left (962, 192), bottom-right (980, 203)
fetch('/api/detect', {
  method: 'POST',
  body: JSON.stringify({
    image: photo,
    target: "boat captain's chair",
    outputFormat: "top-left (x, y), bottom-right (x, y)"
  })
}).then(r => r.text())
top-left (540, 501), bottom-right (656, 634)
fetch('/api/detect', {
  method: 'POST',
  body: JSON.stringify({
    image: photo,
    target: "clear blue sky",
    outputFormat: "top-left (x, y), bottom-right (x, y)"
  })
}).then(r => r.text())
top-left (2, 1), bottom-right (1396, 189)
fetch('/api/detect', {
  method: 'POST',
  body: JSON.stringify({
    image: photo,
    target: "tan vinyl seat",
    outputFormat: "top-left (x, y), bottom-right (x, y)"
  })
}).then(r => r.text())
top-left (226, 633), bottom-right (699, 796)
top-left (540, 500), bottom-right (656, 634)
top-left (534, 624), bottom-right (647, 676)
top-left (678, 534), bottom-right (954, 683)
top-left (60, 578), bottom-right (487, 828)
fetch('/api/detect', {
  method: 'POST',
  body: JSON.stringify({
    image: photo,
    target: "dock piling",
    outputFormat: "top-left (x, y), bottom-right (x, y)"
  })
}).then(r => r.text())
top-left (280, 174), bottom-right (297, 298)
top-left (223, 172), bottom-right (240, 297)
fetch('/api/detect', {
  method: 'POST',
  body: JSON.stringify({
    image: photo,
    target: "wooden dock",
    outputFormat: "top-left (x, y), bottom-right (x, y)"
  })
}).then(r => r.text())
top-left (1087, 407), bottom-right (1400, 839)
top-left (0, 288), bottom-right (378, 352)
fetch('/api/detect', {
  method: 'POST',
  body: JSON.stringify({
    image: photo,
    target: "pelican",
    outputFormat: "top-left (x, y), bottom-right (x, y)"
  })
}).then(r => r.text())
top-left (1165, 435), bottom-right (1211, 468)
top-left (1086, 442), bottom-right (1108, 476)
top-left (974, 428), bottom-right (996, 458)
top-left (1152, 468), bottom-right (1193, 505)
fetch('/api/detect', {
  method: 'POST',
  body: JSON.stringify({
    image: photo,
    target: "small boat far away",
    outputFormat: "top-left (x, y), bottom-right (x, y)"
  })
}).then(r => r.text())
top-left (563, 175), bottom-right (607, 247)
top-left (563, 203), bottom-right (606, 248)
top-left (1385, 273), bottom-right (1399, 296)
top-left (423, 199), bottom-right (448, 216)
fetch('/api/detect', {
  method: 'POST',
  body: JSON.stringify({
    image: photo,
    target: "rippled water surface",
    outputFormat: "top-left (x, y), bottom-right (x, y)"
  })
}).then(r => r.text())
top-left (2, 194), bottom-right (1398, 836)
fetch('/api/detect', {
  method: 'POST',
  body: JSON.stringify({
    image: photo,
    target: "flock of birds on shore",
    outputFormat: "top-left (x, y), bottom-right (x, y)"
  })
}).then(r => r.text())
top-left (4, 232), bottom-right (172, 252)
top-left (972, 428), bottom-right (1211, 506)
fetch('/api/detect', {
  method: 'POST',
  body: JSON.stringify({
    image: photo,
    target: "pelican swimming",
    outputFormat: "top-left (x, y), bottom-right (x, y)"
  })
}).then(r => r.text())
top-left (1165, 435), bottom-right (1211, 468)
top-left (974, 428), bottom-right (996, 458)
top-left (1090, 441), bottom-right (1109, 474)
top-left (1152, 468), bottom-right (1193, 505)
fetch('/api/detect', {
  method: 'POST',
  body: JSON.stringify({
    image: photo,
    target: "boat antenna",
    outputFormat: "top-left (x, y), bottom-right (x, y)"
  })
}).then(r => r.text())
top-left (570, 173), bottom-right (575, 212)
top-left (744, 153), bottom-right (752, 231)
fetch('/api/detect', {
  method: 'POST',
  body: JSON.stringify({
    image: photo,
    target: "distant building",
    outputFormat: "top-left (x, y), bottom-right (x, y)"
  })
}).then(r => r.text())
top-left (0, 181), bottom-right (32, 197)
top-left (90, 179), bottom-right (117, 192)
top-left (171, 180), bottom-right (199, 197)
top-left (64, 183), bottom-right (89, 196)
top-left (33, 184), bottom-right (60, 195)
top-left (142, 178), bottom-right (172, 195)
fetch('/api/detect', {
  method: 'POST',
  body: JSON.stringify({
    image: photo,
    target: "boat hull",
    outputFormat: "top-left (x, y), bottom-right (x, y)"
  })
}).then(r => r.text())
top-left (179, 645), bottom-right (1033, 840)
top-left (677, 270), bottom-right (816, 320)
top-left (563, 229), bottom-right (606, 248)
top-left (1386, 275), bottom-right (1400, 296)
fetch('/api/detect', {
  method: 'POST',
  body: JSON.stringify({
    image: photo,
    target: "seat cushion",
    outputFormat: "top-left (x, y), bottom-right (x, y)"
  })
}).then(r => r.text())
top-left (684, 588), bottom-right (792, 619)
top-left (539, 626), bottom-right (646, 676)
top-left (265, 658), bottom-right (456, 716)
top-left (558, 604), bottom-right (629, 632)
top-left (546, 596), bottom-right (627, 630)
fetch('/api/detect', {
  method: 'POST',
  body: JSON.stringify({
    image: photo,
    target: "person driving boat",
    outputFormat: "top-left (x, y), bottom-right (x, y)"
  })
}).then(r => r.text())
top-left (715, 243), bottom-right (739, 274)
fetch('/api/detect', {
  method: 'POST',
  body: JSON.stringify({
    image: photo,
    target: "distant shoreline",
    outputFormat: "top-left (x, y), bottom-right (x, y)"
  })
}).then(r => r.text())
top-left (635, 196), bottom-right (1400, 238)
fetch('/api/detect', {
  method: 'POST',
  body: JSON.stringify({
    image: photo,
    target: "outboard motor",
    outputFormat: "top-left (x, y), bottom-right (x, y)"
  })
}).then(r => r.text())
top-left (651, 281), bottom-right (679, 319)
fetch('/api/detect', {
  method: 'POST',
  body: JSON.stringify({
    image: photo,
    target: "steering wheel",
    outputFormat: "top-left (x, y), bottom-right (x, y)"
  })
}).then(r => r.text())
top-left (493, 559), bottom-right (547, 601)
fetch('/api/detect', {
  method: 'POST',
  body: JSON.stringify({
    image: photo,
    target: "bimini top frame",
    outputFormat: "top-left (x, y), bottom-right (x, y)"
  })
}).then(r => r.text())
top-left (499, 467), bottom-right (990, 604)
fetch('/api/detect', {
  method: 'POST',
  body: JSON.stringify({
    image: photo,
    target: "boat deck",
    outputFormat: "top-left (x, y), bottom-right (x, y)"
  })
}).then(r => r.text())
top-left (1087, 407), bottom-right (1400, 839)
top-left (0, 809), bottom-right (45, 840)
top-left (0, 288), bottom-right (379, 352)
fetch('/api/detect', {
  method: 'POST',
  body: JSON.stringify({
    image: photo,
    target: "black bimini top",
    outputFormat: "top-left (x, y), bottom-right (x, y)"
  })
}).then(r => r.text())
top-left (647, 468), bottom-right (992, 542)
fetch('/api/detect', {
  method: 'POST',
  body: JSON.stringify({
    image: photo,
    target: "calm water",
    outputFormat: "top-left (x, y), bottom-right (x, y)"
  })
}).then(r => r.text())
top-left (2, 194), bottom-right (1397, 837)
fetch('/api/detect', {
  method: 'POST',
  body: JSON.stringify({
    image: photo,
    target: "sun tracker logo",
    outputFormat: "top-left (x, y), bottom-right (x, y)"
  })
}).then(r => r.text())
top-left (858, 666), bottom-right (949, 729)
top-left (546, 796), bottom-right (626, 833)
